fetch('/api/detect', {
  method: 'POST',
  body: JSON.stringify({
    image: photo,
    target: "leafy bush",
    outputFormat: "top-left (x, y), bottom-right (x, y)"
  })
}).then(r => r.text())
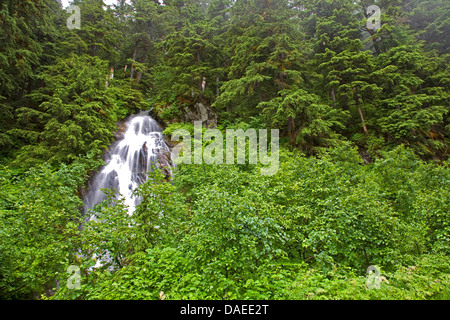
top-left (47, 145), bottom-right (449, 300)
top-left (0, 156), bottom-right (101, 299)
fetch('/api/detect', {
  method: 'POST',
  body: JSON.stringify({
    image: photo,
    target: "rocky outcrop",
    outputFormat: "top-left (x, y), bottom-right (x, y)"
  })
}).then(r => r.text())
top-left (114, 120), bottom-right (128, 140)
top-left (156, 148), bottom-right (173, 180)
top-left (182, 102), bottom-right (218, 128)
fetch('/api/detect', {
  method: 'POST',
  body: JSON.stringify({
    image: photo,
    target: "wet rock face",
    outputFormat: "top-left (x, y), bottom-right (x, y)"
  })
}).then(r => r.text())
top-left (182, 103), bottom-right (218, 127)
top-left (156, 148), bottom-right (173, 180)
top-left (114, 121), bottom-right (128, 140)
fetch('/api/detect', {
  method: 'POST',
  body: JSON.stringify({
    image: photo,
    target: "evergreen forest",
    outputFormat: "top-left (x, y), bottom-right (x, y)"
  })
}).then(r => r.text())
top-left (0, 0), bottom-right (449, 300)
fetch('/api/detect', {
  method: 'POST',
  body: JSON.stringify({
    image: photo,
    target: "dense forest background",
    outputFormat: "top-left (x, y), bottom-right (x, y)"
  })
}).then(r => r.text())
top-left (0, 0), bottom-right (449, 299)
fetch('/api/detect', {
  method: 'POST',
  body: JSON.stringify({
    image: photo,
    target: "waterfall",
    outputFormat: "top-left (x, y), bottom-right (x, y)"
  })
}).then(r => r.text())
top-left (84, 111), bottom-right (171, 215)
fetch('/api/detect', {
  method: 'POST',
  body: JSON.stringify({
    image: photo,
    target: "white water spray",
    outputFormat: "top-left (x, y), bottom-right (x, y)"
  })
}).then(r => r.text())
top-left (84, 112), bottom-right (170, 215)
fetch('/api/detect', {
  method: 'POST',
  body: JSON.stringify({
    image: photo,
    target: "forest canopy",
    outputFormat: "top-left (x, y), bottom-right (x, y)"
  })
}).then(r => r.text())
top-left (0, 0), bottom-right (448, 300)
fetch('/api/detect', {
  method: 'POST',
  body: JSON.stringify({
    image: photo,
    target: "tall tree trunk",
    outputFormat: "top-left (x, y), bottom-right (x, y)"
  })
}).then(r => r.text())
top-left (27, 78), bottom-right (33, 95)
top-left (216, 76), bottom-right (220, 97)
top-left (288, 116), bottom-right (296, 144)
top-left (105, 67), bottom-right (114, 87)
top-left (330, 88), bottom-right (336, 107)
top-left (358, 105), bottom-right (368, 134)
top-left (354, 87), bottom-right (368, 134)
top-left (130, 46), bottom-right (137, 80)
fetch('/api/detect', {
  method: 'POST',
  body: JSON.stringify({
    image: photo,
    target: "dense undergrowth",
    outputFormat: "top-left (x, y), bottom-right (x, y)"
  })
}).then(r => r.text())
top-left (1, 0), bottom-right (449, 300)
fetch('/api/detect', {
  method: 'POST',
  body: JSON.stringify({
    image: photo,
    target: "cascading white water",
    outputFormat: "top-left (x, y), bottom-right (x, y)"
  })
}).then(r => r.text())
top-left (84, 111), bottom-right (171, 215)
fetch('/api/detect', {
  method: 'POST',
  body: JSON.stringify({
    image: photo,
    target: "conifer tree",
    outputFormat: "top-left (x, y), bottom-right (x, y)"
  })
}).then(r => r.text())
top-left (215, 0), bottom-right (305, 115)
top-left (11, 54), bottom-right (119, 166)
top-left (61, 0), bottom-right (121, 64)
top-left (407, 0), bottom-right (450, 54)
top-left (374, 44), bottom-right (449, 159)
top-left (0, 0), bottom-right (62, 155)
top-left (150, 0), bottom-right (225, 109)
